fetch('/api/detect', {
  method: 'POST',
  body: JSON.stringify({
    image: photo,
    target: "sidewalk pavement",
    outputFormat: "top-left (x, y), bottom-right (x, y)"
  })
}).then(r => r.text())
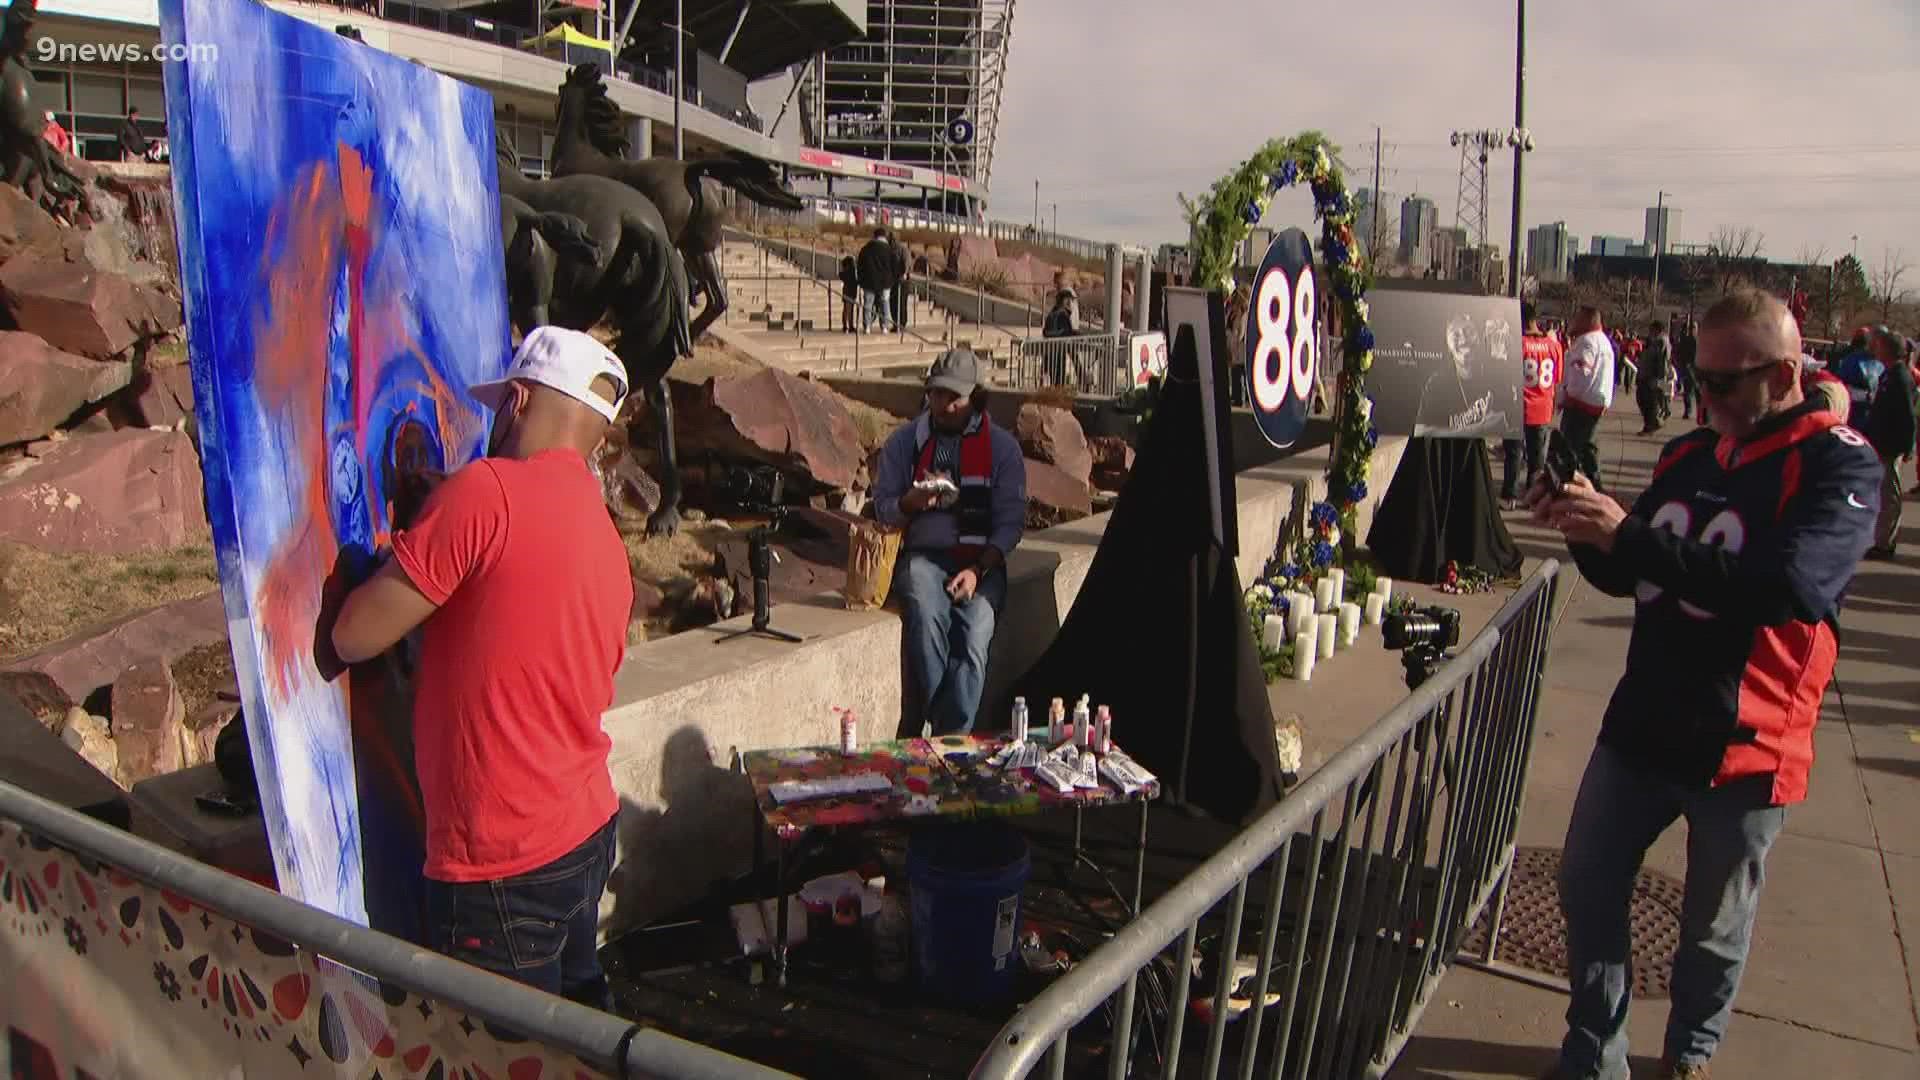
top-left (1373, 409), bottom-right (1920, 1079)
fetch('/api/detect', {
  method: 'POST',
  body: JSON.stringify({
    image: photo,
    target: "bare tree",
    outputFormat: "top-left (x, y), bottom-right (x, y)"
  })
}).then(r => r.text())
top-left (1869, 248), bottom-right (1911, 323)
top-left (1706, 225), bottom-right (1767, 297)
top-left (1793, 242), bottom-right (1829, 268)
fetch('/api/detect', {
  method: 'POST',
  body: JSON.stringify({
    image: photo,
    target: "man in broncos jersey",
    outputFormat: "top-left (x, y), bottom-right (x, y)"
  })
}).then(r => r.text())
top-left (1502, 301), bottom-right (1562, 508)
top-left (1529, 289), bottom-right (1880, 1080)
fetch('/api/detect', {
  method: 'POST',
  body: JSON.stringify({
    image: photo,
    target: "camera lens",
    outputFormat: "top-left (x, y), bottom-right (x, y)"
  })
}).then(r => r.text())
top-left (1383, 613), bottom-right (1442, 651)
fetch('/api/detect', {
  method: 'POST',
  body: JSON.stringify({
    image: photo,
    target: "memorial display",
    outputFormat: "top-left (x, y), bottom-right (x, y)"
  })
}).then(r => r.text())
top-left (1364, 290), bottom-right (1524, 439)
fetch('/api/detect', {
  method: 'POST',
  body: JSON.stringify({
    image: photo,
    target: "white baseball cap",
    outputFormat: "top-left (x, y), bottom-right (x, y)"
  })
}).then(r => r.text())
top-left (470, 326), bottom-right (628, 424)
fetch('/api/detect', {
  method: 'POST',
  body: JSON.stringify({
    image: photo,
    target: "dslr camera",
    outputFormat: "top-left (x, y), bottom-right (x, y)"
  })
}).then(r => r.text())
top-left (1382, 604), bottom-right (1463, 689)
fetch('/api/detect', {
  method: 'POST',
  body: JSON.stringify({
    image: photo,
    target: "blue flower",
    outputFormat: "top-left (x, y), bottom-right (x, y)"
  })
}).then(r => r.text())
top-left (1276, 160), bottom-right (1299, 187)
top-left (1352, 327), bottom-right (1375, 352)
top-left (1310, 502), bottom-right (1338, 530)
top-left (1322, 238), bottom-right (1350, 266)
top-left (1242, 201), bottom-right (1263, 225)
top-left (1366, 425), bottom-right (1380, 448)
top-left (1277, 562), bottom-right (1301, 581)
top-left (1311, 541), bottom-right (1336, 568)
top-left (1348, 481), bottom-right (1369, 503)
top-left (1329, 191), bottom-right (1352, 216)
top-left (1334, 280), bottom-right (1356, 302)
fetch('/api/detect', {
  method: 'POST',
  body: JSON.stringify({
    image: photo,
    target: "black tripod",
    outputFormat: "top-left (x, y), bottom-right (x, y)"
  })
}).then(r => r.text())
top-left (715, 519), bottom-right (803, 645)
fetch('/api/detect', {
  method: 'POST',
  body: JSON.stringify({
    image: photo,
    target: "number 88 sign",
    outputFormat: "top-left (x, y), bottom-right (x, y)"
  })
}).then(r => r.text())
top-left (1248, 229), bottom-right (1318, 449)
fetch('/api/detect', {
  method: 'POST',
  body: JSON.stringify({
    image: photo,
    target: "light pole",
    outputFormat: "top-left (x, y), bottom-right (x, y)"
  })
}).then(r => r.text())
top-left (1651, 189), bottom-right (1667, 300)
top-left (1033, 180), bottom-right (1040, 235)
top-left (1506, 0), bottom-right (1526, 298)
top-left (671, 0), bottom-right (684, 160)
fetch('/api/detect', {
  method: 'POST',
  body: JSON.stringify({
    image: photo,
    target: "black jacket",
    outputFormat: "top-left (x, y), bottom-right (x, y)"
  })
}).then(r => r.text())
top-left (1863, 358), bottom-right (1917, 458)
top-left (857, 239), bottom-right (897, 291)
top-left (119, 119), bottom-right (148, 156)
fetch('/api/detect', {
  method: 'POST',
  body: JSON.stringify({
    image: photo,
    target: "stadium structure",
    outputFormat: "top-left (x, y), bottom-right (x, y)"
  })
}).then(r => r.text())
top-left (18, 0), bottom-right (1011, 215)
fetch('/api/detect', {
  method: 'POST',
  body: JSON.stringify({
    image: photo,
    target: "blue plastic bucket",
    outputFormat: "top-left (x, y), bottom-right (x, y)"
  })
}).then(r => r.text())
top-left (907, 822), bottom-right (1031, 1001)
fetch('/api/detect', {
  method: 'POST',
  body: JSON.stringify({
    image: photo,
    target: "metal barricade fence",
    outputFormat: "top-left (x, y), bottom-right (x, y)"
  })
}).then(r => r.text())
top-left (0, 779), bottom-right (795, 1080)
top-left (970, 562), bottom-right (1563, 1080)
top-left (1011, 334), bottom-right (1131, 397)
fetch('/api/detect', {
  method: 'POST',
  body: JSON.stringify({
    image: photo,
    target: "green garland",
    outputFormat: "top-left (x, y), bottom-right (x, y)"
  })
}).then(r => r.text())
top-left (1181, 133), bottom-right (1378, 550)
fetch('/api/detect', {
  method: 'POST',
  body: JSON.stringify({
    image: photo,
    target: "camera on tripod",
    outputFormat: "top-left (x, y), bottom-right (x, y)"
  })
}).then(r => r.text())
top-left (1382, 605), bottom-right (1463, 689)
top-left (720, 463), bottom-right (786, 519)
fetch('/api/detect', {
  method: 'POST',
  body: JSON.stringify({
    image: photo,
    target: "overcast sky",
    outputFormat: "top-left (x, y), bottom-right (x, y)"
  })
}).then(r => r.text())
top-left (990, 0), bottom-right (1920, 269)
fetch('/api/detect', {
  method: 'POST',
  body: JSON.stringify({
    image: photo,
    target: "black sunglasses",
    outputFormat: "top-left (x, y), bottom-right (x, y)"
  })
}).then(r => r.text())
top-left (1694, 359), bottom-right (1783, 396)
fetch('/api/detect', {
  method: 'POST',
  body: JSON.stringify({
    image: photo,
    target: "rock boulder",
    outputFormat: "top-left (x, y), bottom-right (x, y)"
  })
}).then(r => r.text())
top-left (672, 368), bottom-right (865, 491)
top-left (1016, 402), bottom-right (1093, 486)
top-left (1024, 457), bottom-right (1093, 527)
top-left (59, 710), bottom-right (120, 789)
top-left (2, 590), bottom-right (226, 711)
top-left (0, 428), bottom-right (209, 554)
top-left (110, 657), bottom-right (185, 787)
top-left (0, 184), bottom-right (66, 267)
top-left (0, 256), bottom-right (182, 359)
top-left (116, 361), bottom-right (194, 429)
top-left (0, 332), bottom-right (132, 447)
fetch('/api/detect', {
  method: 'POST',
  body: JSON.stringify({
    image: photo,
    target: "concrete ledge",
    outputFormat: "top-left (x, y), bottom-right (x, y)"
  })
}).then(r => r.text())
top-left (597, 431), bottom-right (1408, 936)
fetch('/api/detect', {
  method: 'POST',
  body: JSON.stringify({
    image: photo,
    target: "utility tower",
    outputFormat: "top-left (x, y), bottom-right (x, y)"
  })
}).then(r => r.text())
top-left (1449, 129), bottom-right (1502, 250)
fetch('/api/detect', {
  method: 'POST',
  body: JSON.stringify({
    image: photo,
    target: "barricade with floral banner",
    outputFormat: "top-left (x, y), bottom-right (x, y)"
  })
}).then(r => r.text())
top-left (0, 818), bottom-right (603, 1079)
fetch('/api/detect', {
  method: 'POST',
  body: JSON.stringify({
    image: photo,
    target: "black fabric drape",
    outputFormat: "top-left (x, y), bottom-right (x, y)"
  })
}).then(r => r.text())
top-left (1367, 437), bottom-right (1523, 584)
top-left (1009, 353), bottom-right (1282, 825)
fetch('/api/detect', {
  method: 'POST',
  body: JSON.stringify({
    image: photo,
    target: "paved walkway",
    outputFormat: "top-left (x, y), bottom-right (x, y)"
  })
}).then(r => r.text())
top-left (1377, 409), bottom-right (1920, 1079)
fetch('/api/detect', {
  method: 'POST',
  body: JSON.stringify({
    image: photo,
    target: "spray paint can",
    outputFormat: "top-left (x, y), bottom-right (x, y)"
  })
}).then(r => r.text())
top-left (1048, 697), bottom-right (1066, 744)
top-left (1095, 705), bottom-right (1112, 754)
top-left (1012, 696), bottom-right (1030, 742)
top-left (839, 708), bottom-right (858, 755)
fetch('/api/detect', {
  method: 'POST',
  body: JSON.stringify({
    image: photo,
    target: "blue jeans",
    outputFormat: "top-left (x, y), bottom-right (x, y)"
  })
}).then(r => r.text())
top-left (1556, 745), bottom-right (1786, 1078)
top-left (422, 815), bottom-right (618, 1010)
top-left (862, 287), bottom-right (893, 331)
top-left (896, 550), bottom-right (1006, 735)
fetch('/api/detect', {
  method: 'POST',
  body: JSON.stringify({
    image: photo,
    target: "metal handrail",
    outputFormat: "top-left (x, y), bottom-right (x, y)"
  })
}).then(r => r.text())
top-left (0, 778), bottom-right (795, 1079)
top-left (969, 562), bottom-right (1562, 1078)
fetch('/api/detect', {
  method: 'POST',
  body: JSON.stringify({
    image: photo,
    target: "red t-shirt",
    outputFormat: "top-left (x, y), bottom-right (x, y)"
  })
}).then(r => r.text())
top-left (392, 448), bottom-right (630, 882)
top-left (1521, 332), bottom-right (1562, 427)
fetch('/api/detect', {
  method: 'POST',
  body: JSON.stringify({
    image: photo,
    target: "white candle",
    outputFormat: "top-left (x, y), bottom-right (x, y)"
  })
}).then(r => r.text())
top-left (1328, 568), bottom-right (1346, 606)
top-left (1374, 578), bottom-right (1393, 606)
top-left (1339, 602), bottom-right (1362, 646)
top-left (1314, 578), bottom-right (1336, 613)
top-left (1288, 592), bottom-right (1313, 637)
top-left (1364, 593), bottom-right (1386, 626)
top-left (1262, 614), bottom-right (1286, 652)
top-left (1293, 631), bottom-right (1315, 681)
top-left (1316, 613), bottom-right (1338, 660)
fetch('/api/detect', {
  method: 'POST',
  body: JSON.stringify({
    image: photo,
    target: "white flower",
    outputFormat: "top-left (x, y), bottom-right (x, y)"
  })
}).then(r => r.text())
top-left (1274, 721), bottom-right (1304, 774)
top-left (1250, 583), bottom-right (1275, 602)
top-left (1313, 147), bottom-right (1332, 173)
top-left (1327, 526), bottom-right (1342, 548)
top-left (1354, 300), bottom-right (1370, 322)
top-left (1358, 398), bottom-right (1373, 422)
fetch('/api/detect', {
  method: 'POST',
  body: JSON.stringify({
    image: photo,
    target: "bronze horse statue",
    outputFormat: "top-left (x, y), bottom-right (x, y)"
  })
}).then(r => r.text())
top-left (549, 64), bottom-right (806, 342)
top-left (494, 129), bottom-right (694, 536)
top-left (498, 192), bottom-right (600, 332)
top-left (0, 0), bottom-right (84, 209)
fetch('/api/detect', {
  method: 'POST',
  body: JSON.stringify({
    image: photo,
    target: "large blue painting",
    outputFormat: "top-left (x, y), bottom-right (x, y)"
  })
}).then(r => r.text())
top-left (159, 0), bottom-right (510, 933)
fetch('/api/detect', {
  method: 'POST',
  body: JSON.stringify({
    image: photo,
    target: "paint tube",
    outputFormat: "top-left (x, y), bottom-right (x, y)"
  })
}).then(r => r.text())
top-left (1095, 705), bottom-right (1113, 755)
top-left (1034, 757), bottom-right (1079, 794)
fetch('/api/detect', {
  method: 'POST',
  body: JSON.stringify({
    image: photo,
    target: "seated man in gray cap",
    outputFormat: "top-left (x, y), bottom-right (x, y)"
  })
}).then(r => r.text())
top-left (872, 348), bottom-right (1028, 734)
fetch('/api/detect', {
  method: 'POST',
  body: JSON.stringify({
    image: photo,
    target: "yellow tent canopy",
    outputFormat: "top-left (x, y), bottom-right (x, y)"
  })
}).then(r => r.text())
top-left (519, 23), bottom-right (612, 51)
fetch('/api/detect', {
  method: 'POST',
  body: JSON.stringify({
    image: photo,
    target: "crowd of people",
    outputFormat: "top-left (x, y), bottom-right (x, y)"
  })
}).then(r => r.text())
top-left (839, 227), bottom-right (924, 334)
top-left (1504, 303), bottom-right (1918, 559)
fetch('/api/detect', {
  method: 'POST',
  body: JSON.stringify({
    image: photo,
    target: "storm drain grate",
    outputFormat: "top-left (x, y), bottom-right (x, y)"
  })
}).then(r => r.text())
top-left (1462, 846), bottom-right (1686, 999)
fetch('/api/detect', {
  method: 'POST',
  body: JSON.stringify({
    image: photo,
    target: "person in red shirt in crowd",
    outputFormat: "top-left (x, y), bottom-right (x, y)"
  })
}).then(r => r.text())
top-left (1619, 332), bottom-right (1644, 393)
top-left (332, 326), bottom-right (633, 1008)
top-left (1502, 301), bottom-right (1562, 508)
top-left (40, 110), bottom-right (69, 157)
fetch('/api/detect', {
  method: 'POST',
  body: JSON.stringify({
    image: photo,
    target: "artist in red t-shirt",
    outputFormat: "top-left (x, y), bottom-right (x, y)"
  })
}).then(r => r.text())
top-left (332, 326), bottom-right (633, 1008)
top-left (1502, 301), bottom-right (1563, 507)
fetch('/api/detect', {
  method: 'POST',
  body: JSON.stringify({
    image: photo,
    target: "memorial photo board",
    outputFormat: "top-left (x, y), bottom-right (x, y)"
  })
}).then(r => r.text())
top-left (161, 0), bottom-right (511, 932)
top-left (1364, 290), bottom-right (1523, 439)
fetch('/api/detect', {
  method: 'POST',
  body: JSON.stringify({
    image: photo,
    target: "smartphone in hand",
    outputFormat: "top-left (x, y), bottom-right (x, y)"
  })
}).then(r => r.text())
top-left (1543, 429), bottom-right (1580, 496)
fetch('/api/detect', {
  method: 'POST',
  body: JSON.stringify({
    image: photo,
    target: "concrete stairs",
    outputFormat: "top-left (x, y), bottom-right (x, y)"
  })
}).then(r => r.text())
top-left (713, 241), bottom-right (1027, 379)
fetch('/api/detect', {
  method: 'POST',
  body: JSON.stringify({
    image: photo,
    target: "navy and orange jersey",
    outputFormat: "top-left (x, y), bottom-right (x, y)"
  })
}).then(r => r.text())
top-left (1567, 401), bottom-right (1882, 804)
